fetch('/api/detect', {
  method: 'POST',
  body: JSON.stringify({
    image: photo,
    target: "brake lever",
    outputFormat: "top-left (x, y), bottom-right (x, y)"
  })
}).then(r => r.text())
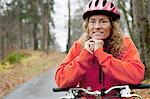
top-left (60, 90), bottom-right (75, 99)
top-left (120, 85), bottom-right (142, 99)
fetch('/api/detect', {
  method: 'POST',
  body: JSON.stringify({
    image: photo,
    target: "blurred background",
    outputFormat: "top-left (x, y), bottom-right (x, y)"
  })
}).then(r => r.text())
top-left (0, 0), bottom-right (150, 98)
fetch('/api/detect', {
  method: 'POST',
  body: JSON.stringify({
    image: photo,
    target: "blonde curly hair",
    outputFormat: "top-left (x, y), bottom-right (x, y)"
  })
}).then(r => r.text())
top-left (79, 18), bottom-right (124, 59)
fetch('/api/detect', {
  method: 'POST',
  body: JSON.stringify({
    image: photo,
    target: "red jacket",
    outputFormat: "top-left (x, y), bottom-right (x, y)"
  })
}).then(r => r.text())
top-left (55, 37), bottom-right (145, 98)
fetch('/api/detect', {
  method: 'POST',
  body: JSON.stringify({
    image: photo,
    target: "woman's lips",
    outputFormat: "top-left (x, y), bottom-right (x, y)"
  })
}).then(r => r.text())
top-left (92, 32), bottom-right (104, 40)
top-left (93, 32), bottom-right (104, 34)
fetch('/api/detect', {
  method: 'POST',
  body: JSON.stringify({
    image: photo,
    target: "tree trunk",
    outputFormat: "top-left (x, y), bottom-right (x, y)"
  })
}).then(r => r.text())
top-left (132, 0), bottom-right (150, 79)
top-left (145, 0), bottom-right (150, 79)
top-left (0, 33), bottom-right (5, 60)
top-left (32, 0), bottom-right (38, 50)
top-left (20, 22), bottom-right (23, 49)
top-left (33, 23), bottom-right (38, 50)
top-left (120, 1), bottom-right (132, 34)
top-left (66, 0), bottom-right (71, 53)
top-left (42, 0), bottom-right (50, 52)
top-left (17, 19), bottom-right (24, 49)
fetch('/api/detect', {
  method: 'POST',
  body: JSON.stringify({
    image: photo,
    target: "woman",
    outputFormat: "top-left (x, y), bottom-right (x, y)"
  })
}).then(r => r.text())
top-left (55, 0), bottom-right (145, 98)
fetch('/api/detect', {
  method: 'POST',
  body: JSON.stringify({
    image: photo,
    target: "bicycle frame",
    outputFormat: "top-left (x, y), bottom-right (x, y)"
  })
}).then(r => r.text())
top-left (53, 84), bottom-right (150, 99)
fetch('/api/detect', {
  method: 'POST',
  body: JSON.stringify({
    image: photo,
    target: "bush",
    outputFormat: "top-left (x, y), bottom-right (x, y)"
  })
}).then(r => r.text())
top-left (1, 51), bottom-right (27, 64)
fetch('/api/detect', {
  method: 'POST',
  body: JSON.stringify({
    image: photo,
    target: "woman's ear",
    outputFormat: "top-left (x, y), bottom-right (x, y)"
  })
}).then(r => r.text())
top-left (85, 28), bottom-right (88, 34)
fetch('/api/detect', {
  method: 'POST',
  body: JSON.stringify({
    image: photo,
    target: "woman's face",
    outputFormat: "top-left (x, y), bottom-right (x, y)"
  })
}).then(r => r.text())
top-left (87, 14), bottom-right (112, 40)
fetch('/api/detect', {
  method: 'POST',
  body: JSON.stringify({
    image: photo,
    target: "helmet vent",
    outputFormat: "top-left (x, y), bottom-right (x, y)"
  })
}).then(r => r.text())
top-left (111, 3), bottom-right (114, 8)
top-left (103, 0), bottom-right (107, 7)
top-left (89, 1), bottom-right (92, 8)
top-left (95, 0), bottom-right (99, 6)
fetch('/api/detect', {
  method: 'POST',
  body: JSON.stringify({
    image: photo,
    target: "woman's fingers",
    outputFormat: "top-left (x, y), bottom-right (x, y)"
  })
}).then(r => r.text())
top-left (89, 41), bottom-right (94, 52)
top-left (92, 39), bottom-right (104, 51)
top-left (84, 38), bottom-right (104, 53)
top-left (84, 39), bottom-right (95, 54)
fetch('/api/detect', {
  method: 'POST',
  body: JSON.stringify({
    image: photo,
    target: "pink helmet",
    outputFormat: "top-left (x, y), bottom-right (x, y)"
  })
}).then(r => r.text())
top-left (83, 0), bottom-right (120, 21)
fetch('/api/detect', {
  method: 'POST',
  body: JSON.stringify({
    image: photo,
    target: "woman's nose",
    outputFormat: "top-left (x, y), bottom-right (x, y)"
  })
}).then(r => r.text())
top-left (95, 22), bottom-right (102, 29)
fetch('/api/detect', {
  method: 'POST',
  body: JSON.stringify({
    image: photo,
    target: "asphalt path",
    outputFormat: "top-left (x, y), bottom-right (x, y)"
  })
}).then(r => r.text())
top-left (3, 67), bottom-right (66, 99)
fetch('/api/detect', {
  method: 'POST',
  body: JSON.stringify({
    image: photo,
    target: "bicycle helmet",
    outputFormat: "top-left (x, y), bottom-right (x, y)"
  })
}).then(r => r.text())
top-left (83, 0), bottom-right (120, 21)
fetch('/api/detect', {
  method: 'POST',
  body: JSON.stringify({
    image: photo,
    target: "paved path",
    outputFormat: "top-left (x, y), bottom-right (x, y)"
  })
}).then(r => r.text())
top-left (3, 67), bottom-right (65, 99)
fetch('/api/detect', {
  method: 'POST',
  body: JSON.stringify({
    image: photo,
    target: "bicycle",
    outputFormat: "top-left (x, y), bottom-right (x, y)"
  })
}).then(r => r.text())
top-left (53, 84), bottom-right (150, 99)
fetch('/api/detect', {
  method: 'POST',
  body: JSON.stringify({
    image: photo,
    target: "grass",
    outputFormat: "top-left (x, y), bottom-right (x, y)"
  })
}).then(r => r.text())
top-left (0, 50), bottom-right (66, 98)
top-left (133, 80), bottom-right (150, 98)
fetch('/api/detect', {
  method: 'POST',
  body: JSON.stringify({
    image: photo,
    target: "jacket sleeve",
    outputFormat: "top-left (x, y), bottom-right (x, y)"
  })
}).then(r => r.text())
top-left (94, 37), bottom-right (145, 85)
top-left (55, 41), bottom-right (94, 88)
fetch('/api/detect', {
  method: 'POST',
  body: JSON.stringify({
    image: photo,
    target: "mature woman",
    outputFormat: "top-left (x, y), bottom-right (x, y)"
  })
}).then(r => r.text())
top-left (55, 0), bottom-right (145, 98)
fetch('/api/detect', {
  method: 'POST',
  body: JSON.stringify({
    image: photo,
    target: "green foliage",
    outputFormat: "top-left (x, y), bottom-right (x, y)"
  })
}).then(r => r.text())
top-left (1, 51), bottom-right (27, 65)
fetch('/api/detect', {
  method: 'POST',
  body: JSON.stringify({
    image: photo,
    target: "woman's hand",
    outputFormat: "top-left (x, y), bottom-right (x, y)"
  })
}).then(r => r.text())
top-left (84, 38), bottom-right (104, 54)
top-left (92, 39), bottom-right (104, 51)
top-left (91, 33), bottom-right (104, 51)
top-left (84, 39), bottom-right (95, 54)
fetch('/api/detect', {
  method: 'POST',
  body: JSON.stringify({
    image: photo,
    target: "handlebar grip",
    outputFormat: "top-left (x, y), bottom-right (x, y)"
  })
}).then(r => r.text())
top-left (129, 84), bottom-right (150, 89)
top-left (53, 87), bottom-right (70, 92)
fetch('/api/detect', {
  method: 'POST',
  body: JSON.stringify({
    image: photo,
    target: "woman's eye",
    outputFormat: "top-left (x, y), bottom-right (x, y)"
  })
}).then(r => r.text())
top-left (89, 20), bottom-right (95, 23)
top-left (102, 20), bottom-right (107, 23)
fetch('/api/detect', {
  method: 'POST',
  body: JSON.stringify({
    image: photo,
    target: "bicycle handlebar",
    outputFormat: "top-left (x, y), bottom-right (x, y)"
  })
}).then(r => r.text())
top-left (53, 85), bottom-right (131, 97)
top-left (129, 84), bottom-right (150, 89)
top-left (53, 84), bottom-right (150, 99)
top-left (53, 84), bottom-right (150, 92)
top-left (53, 87), bottom-right (70, 92)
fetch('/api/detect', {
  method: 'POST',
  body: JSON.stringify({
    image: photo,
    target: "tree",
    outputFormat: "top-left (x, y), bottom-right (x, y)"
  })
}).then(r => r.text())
top-left (118, 0), bottom-right (132, 34)
top-left (41, 0), bottom-right (55, 52)
top-left (66, 0), bottom-right (71, 53)
top-left (0, 16), bottom-right (6, 60)
top-left (0, 0), bottom-right (55, 60)
top-left (132, 0), bottom-right (150, 79)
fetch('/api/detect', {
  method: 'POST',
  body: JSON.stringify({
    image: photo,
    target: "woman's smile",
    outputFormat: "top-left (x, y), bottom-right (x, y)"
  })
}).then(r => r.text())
top-left (92, 32), bottom-right (105, 40)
